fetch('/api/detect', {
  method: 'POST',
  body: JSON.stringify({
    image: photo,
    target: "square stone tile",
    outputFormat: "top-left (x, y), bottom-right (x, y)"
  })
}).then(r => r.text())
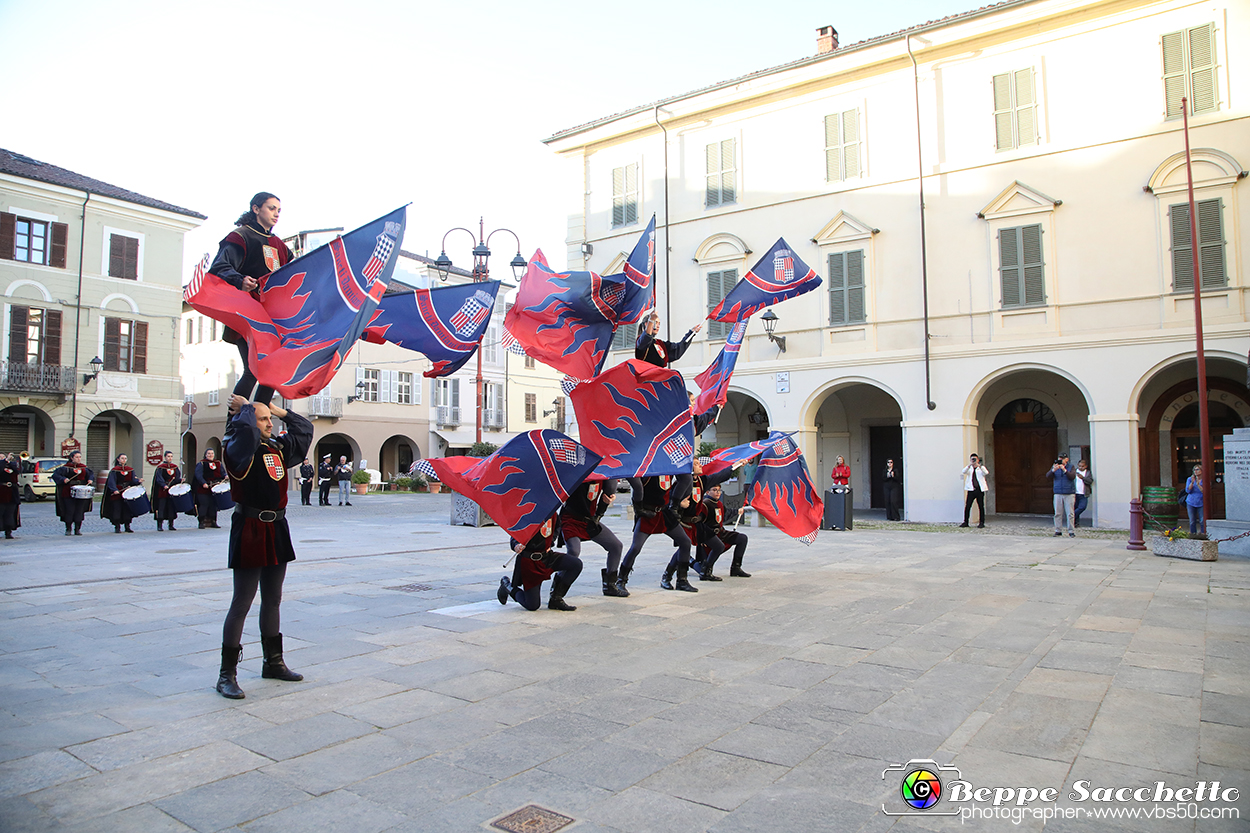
top-left (968, 692), bottom-right (1098, 763)
top-left (153, 770), bottom-right (312, 832)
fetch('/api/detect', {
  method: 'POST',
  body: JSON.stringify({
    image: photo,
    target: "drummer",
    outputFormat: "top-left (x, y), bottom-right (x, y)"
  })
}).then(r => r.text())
top-left (0, 452), bottom-right (21, 539)
top-left (101, 454), bottom-right (140, 533)
top-left (152, 451), bottom-right (183, 532)
top-left (194, 449), bottom-right (227, 529)
top-left (52, 451), bottom-right (93, 535)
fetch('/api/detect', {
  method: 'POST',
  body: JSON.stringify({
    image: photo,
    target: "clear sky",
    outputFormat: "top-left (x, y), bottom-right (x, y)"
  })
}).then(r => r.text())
top-left (2, 0), bottom-right (981, 275)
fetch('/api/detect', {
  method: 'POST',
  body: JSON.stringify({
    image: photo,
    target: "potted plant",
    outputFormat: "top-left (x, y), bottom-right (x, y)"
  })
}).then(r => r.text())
top-left (351, 468), bottom-right (371, 495)
top-left (1151, 527), bottom-right (1218, 561)
top-left (393, 476), bottom-right (411, 493)
top-left (428, 478), bottom-right (442, 494)
top-left (409, 473), bottom-right (427, 492)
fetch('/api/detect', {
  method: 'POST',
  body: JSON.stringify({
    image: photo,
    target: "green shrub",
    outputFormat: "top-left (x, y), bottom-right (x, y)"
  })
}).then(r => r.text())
top-left (350, 469), bottom-right (371, 485)
top-left (469, 441), bottom-right (499, 457)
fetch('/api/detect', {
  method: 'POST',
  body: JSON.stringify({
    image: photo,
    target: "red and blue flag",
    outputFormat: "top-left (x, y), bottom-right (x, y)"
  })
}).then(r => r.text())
top-left (702, 431), bottom-right (795, 476)
top-left (604, 214), bottom-right (656, 327)
top-left (361, 280), bottom-right (500, 378)
top-left (745, 436), bottom-right (823, 544)
top-left (693, 320), bottom-right (747, 413)
top-left (185, 207), bottom-right (406, 397)
top-left (569, 359), bottom-right (694, 478)
top-left (708, 237), bottom-right (822, 322)
top-left (421, 430), bottom-right (601, 542)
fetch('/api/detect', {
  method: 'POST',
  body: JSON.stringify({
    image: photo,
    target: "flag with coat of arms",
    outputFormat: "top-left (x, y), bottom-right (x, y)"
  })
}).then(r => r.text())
top-left (708, 237), bottom-right (822, 322)
top-left (744, 437), bottom-right (823, 544)
top-left (361, 280), bottom-right (500, 378)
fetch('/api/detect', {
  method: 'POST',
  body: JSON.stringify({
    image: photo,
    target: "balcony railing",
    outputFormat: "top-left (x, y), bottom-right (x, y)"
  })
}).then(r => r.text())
top-left (0, 362), bottom-right (75, 394)
top-left (483, 409), bottom-right (505, 430)
top-left (436, 406), bottom-right (460, 427)
top-left (306, 394), bottom-right (343, 419)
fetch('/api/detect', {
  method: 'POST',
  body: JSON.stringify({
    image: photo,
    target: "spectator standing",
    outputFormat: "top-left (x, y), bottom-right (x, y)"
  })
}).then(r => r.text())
top-left (883, 459), bottom-right (902, 521)
top-left (335, 456), bottom-right (353, 506)
top-left (1074, 460), bottom-right (1094, 528)
top-left (1047, 454), bottom-right (1077, 537)
top-left (959, 453), bottom-right (990, 528)
top-left (1183, 464), bottom-right (1204, 534)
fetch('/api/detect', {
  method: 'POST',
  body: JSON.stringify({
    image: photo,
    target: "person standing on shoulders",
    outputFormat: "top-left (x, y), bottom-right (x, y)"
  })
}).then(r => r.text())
top-left (152, 451), bottom-right (183, 531)
top-left (53, 451), bottom-right (93, 536)
top-left (102, 455), bottom-right (139, 533)
top-left (0, 453), bottom-right (20, 539)
top-left (194, 448), bottom-right (227, 529)
top-left (335, 456), bottom-right (353, 506)
top-left (883, 459), bottom-right (902, 521)
top-left (216, 394), bottom-right (312, 699)
top-left (209, 192), bottom-right (292, 408)
top-left (1074, 460), bottom-right (1094, 528)
top-left (298, 458), bottom-right (314, 506)
top-left (1047, 454), bottom-right (1077, 537)
top-left (318, 455), bottom-right (334, 506)
top-left (960, 453), bottom-right (990, 528)
top-left (1183, 464), bottom-right (1205, 535)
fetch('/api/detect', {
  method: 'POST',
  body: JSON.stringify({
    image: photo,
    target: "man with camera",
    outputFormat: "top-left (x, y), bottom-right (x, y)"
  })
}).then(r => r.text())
top-left (1047, 454), bottom-right (1077, 537)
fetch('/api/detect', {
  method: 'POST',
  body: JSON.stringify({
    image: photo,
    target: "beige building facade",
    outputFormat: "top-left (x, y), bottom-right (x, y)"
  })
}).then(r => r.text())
top-left (546, 0), bottom-right (1250, 527)
top-left (1, 149), bottom-right (204, 487)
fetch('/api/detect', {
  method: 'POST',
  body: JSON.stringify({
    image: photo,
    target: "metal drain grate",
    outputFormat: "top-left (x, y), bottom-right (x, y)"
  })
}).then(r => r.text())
top-left (390, 583), bottom-right (434, 592)
top-left (491, 805), bottom-right (575, 833)
top-left (0, 561), bottom-right (13, 566)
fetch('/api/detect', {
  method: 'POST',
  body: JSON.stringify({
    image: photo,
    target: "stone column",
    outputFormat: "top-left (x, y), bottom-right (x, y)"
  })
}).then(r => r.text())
top-left (900, 419), bottom-right (973, 523)
top-left (1089, 414), bottom-right (1138, 529)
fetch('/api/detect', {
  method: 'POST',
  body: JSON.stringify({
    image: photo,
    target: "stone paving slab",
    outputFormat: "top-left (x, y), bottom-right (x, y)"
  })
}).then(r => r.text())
top-left (0, 493), bottom-right (1247, 831)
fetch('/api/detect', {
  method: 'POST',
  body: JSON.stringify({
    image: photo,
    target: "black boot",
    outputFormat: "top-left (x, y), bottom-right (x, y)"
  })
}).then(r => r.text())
top-left (260, 634), bottom-right (303, 681)
top-left (216, 645), bottom-right (244, 699)
top-left (614, 567), bottom-right (631, 597)
top-left (730, 553), bottom-right (751, 578)
top-left (674, 565), bottom-right (698, 592)
top-left (125, 524), bottom-right (133, 533)
top-left (157, 521), bottom-right (164, 531)
top-left (548, 596), bottom-right (577, 611)
top-left (601, 568), bottom-right (626, 597)
top-left (65, 526), bottom-right (72, 536)
top-left (660, 568), bottom-right (675, 590)
top-left (701, 565), bottom-right (723, 581)
top-left (498, 576), bottom-right (511, 605)
top-left (4, 531), bottom-right (12, 539)
top-left (74, 524), bottom-right (82, 536)
top-left (547, 571), bottom-right (577, 611)
top-left (169, 522), bottom-right (176, 531)
top-left (114, 525), bottom-right (121, 534)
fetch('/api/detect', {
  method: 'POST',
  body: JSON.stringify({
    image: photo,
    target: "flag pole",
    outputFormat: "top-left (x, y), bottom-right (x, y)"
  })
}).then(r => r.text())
top-left (1181, 97), bottom-right (1213, 533)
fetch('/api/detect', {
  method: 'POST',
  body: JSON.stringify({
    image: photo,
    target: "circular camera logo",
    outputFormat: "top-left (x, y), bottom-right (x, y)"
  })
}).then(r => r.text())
top-left (901, 768), bottom-right (942, 810)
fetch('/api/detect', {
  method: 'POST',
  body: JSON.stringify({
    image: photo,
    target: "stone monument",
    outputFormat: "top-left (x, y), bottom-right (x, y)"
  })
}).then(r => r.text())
top-left (1208, 427), bottom-right (1250, 557)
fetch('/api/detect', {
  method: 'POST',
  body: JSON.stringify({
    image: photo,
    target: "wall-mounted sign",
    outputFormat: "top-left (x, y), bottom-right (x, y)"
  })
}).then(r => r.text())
top-left (146, 440), bottom-right (164, 466)
top-left (776, 372), bottom-right (790, 394)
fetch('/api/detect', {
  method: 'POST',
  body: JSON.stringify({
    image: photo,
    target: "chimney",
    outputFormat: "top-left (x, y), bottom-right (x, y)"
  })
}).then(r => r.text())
top-left (817, 25), bottom-right (839, 54)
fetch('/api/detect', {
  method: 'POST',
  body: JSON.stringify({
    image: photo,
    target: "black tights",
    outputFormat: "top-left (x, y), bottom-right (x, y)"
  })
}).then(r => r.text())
top-left (620, 520), bottom-right (690, 575)
top-left (222, 564), bottom-right (286, 647)
top-left (231, 340), bottom-right (274, 406)
top-left (510, 552), bottom-right (583, 611)
top-left (566, 527), bottom-right (623, 572)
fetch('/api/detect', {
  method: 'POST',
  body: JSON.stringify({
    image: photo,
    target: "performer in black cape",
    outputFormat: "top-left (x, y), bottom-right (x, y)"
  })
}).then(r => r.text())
top-left (560, 478), bottom-right (624, 597)
top-left (0, 453), bottom-right (20, 539)
top-left (208, 192), bottom-right (293, 407)
top-left (194, 448), bottom-right (228, 529)
top-left (617, 473), bottom-right (694, 593)
top-left (52, 451), bottom-right (93, 536)
top-left (101, 454), bottom-right (139, 533)
top-left (635, 312), bottom-right (700, 369)
top-left (151, 451), bottom-right (183, 531)
top-left (496, 510), bottom-right (581, 611)
top-left (216, 395), bottom-right (312, 699)
top-left (671, 457), bottom-right (741, 582)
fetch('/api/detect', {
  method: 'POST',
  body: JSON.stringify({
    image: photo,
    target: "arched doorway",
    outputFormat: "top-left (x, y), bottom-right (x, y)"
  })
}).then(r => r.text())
top-left (380, 435), bottom-right (420, 480)
top-left (0, 404), bottom-right (55, 456)
top-left (315, 432), bottom-right (360, 468)
top-left (993, 399), bottom-right (1060, 514)
top-left (1171, 401), bottom-right (1243, 519)
top-left (85, 409), bottom-right (145, 486)
top-left (182, 432), bottom-right (198, 470)
top-left (809, 382), bottom-right (904, 510)
top-left (708, 391), bottom-right (770, 497)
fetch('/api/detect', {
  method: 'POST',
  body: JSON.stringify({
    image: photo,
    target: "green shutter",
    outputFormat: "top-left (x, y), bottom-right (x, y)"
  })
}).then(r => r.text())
top-left (721, 139), bottom-right (736, 205)
top-left (828, 253), bottom-right (846, 325)
top-left (847, 250), bottom-right (865, 323)
top-left (625, 162), bottom-right (638, 225)
top-left (706, 143), bottom-right (720, 206)
top-left (993, 73), bottom-right (1014, 150)
top-left (1197, 198), bottom-right (1226, 288)
top-left (1162, 30), bottom-right (1186, 118)
top-left (999, 227), bottom-right (1021, 307)
top-left (1170, 202), bottom-right (1194, 292)
top-left (1015, 70), bottom-right (1036, 146)
top-left (842, 109), bottom-right (860, 178)
top-left (1021, 224), bottom-right (1045, 305)
top-left (707, 269), bottom-right (735, 339)
top-left (824, 113), bottom-right (841, 182)
top-left (612, 166), bottom-right (625, 227)
top-left (1189, 23), bottom-right (1217, 113)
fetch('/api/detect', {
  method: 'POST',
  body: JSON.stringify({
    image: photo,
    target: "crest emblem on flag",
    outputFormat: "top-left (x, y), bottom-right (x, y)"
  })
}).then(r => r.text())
top-left (263, 452), bottom-right (285, 481)
top-left (708, 237), bottom-right (822, 322)
top-left (362, 222), bottom-right (400, 281)
top-left (773, 250), bottom-right (795, 284)
top-left (547, 437), bottom-right (584, 466)
top-left (262, 245), bottom-right (281, 273)
top-left (449, 292), bottom-right (493, 336)
top-left (600, 283), bottom-right (625, 308)
top-left (662, 435), bottom-right (693, 465)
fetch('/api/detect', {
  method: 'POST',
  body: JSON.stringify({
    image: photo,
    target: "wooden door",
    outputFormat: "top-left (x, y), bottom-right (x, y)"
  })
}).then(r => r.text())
top-left (993, 426), bottom-right (1057, 514)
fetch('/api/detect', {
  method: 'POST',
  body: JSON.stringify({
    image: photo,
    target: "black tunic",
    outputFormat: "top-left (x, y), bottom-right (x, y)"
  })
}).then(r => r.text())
top-left (209, 222), bottom-right (294, 345)
top-left (635, 329), bottom-right (696, 368)
top-left (52, 463), bottom-right (93, 524)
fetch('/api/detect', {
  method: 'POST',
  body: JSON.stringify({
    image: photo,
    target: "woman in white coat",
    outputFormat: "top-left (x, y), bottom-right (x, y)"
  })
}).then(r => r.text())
top-left (960, 453), bottom-right (990, 528)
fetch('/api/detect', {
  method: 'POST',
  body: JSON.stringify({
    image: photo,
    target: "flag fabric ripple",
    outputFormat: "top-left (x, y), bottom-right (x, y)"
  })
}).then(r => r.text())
top-left (184, 207), bottom-right (406, 397)
top-left (362, 280), bottom-right (500, 378)
top-left (701, 431), bottom-right (796, 476)
top-left (708, 237), bottom-right (822, 322)
top-left (745, 435), bottom-right (823, 544)
top-left (693, 320), bottom-right (747, 413)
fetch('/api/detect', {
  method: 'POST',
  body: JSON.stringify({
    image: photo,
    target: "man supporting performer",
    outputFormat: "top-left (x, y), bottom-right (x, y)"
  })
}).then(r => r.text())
top-left (0, 453), bottom-right (20, 539)
top-left (560, 478), bottom-right (624, 597)
top-left (318, 454), bottom-right (333, 506)
top-left (101, 455), bottom-right (139, 533)
top-left (698, 483), bottom-right (751, 578)
top-left (497, 510), bottom-right (581, 611)
top-left (52, 451), bottom-right (93, 536)
top-left (194, 449), bottom-right (227, 529)
top-left (671, 457), bottom-right (740, 583)
top-left (152, 451), bottom-right (183, 531)
top-left (216, 395), bottom-right (312, 699)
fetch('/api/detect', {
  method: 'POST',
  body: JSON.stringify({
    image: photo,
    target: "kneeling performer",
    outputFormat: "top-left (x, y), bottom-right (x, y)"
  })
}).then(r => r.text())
top-left (497, 511), bottom-right (582, 611)
top-left (701, 483), bottom-right (750, 578)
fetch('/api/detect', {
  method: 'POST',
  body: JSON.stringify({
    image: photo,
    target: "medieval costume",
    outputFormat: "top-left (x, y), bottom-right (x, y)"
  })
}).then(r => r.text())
top-left (101, 456), bottom-right (139, 533)
top-left (560, 478), bottom-right (624, 597)
top-left (194, 451), bottom-right (227, 529)
top-left (497, 511), bottom-right (581, 611)
top-left (151, 454), bottom-right (183, 531)
top-left (0, 456), bottom-right (20, 538)
top-left (52, 453), bottom-right (93, 535)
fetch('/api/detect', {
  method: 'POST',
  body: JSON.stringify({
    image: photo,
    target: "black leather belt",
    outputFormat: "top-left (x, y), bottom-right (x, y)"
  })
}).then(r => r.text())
top-left (235, 505), bottom-right (286, 523)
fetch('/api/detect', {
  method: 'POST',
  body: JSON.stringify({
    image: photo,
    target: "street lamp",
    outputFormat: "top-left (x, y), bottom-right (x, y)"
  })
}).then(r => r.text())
top-left (82, 355), bottom-right (103, 387)
top-left (347, 380), bottom-right (367, 404)
top-left (432, 219), bottom-right (526, 442)
top-left (760, 309), bottom-right (787, 353)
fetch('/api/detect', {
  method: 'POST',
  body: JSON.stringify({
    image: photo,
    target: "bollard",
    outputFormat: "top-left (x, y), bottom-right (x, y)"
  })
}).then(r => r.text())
top-left (1126, 497), bottom-right (1146, 551)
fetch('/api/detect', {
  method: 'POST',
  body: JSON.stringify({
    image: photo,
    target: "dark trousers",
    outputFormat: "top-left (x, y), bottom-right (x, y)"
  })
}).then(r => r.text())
top-left (509, 552), bottom-right (583, 611)
top-left (620, 520), bottom-right (691, 575)
top-left (196, 494), bottom-right (218, 527)
top-left (300, 481), bottom-right (313, 506)
top-left (318, 482), bottom-right (332, 505)
top-left (1074, 494), bottom-right (1089, 527)
top-left (565, 527), bottom-right (623, 571)
top-left (231, 340), bottom-right (274, 406)
top-left (222, 563), bottom-right (286, 646)
top-left (883, 483), bottom-right (901, 520)
top-left (963, 490), bottom-right (985, 525)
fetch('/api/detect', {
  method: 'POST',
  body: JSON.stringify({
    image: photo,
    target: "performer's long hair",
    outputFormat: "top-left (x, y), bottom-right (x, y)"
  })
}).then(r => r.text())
top-left (235, 191), bottom-right (279, 227)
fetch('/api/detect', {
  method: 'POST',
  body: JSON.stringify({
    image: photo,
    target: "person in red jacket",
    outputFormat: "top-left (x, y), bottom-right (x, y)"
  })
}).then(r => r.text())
top-left (830, 456), bottom-right (850, 486)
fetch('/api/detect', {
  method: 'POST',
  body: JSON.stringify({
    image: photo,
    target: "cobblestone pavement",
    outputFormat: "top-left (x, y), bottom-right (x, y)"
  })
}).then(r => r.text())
top-left (0, 493), bottom-right (1246, 832)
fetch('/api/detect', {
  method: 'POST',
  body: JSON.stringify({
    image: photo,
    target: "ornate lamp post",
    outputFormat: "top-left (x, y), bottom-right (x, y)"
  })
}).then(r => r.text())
top-left (433, 218), bottom-right (526, 443)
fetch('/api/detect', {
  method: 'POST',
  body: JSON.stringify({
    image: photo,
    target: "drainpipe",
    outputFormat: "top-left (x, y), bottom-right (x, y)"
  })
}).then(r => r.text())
top-left (68, 190), bottom-right (91, 437)
top-left (655, 105), bottom-right (671, 339)
top-left (907, 37), bottom-right (937, 411)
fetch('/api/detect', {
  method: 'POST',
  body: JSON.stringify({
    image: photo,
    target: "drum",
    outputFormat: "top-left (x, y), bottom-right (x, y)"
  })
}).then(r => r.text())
top-left (211, 482), bottom-right (235, 510)
top-left (168, 482), bottom-right (195, 514)
top-left (123, 485), bottom-right (151, 516)
top-left (70, 485), bottom-right (95, 500)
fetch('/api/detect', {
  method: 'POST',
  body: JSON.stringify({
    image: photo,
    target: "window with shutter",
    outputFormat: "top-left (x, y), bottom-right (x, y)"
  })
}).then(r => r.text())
top-left (612, 324), bottom-right (635, 352)
top-left (49, 223), bottom-right (68, 269)
top-left (706, 269), bottom-right (737, 340)
top-left (992, 69), bottom-right (1038, 151)
top-left (451, 379), bottom-right (459, 409)
top-left (103, 317), bottom-right (122, 371)
top-left (132, 321), bottom-right (147, 374)
top-left (186, 319), bottom-right (194, 344)
top-left (103, 318), bottom-right (146, 373)
top-left (45, 310), bottom-right (61, 366)
top-left (1163, 24), bottom-right (1218, 120)
top-left (705, 139), bottom-right (737, 207)
top-left (397, 371), bottom-right (412, 404)
top-left (824, 109), bottom-right (861, 183)
top-left (108, 234), bottom-right (139, 279)
top-left (13, 218), bottom-right (49, 264)
top-left (0, 214), bottom-right (14, 261)
top-left (827, 251), bottom-right (866, 326)
top-left (525, 392), bottom-right (537, 423)
top-left (612, 162), bottom-right (639, 227)
top-left (8, 306), bottom-right (28, 363)
top-left (1169, 198), bottom-right (1227, 292)
top-left (998, 225), bottom-right (1046, 307)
